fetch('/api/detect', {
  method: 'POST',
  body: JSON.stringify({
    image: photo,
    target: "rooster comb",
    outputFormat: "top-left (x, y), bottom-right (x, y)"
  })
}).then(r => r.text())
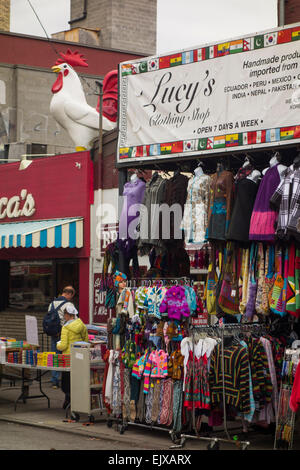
top-left (55, 49), bottom-right (88, 68)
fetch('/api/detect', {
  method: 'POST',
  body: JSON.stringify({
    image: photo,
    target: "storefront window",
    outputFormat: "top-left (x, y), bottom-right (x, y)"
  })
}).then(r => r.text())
top-left (9, 261), bottom-right (53, 311)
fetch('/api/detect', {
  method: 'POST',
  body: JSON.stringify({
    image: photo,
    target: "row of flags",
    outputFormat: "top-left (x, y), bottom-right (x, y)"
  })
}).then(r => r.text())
top-left (119, 126), bottom-right (300, 159)
top-left (121, 26), bottom-right (300, 76)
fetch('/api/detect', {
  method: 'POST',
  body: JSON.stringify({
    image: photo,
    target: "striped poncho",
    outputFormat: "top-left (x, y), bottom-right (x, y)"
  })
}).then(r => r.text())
top-left (209, 343), bottom-right (251, 414)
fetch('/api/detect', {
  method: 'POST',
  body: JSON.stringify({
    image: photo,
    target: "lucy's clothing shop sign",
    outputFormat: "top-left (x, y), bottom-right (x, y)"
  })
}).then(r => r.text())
top-left (118, 23), bottom-right (300, 164)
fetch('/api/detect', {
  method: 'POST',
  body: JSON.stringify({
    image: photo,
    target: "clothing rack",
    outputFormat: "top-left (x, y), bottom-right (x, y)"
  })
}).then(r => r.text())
top-left (172, 322), bottom-right (269, 451)
top-left (126, 277), bottom-right (192, 288)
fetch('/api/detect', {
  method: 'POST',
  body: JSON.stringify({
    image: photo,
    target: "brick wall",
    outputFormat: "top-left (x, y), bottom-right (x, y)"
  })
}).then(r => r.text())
top-left (0, 0), bottom-right (10, 31)
top-left (284, 0), bottom-right (300, 25)
top-left (70, 0), bottom-right (157, 55)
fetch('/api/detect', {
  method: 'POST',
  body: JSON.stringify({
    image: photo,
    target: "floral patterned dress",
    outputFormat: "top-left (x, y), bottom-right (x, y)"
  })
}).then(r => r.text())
top-left (181, 173), bottom-right (211, 244)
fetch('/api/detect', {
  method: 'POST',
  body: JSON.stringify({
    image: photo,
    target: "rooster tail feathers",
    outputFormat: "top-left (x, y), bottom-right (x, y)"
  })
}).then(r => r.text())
top-left (96, 70), bottom-right (118, 122)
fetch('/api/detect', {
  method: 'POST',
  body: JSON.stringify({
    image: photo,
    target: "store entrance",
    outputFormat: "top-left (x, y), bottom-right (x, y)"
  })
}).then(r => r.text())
top-left (55, 260), bottom-right (79, 310)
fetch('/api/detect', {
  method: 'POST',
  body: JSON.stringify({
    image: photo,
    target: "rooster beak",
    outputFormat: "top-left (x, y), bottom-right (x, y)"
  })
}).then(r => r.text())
top-left (51, 65), bottom-right (61, 73)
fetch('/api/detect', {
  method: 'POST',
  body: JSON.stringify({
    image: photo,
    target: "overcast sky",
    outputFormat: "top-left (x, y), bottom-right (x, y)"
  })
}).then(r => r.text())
top-left (10, 0), bottom-right (278, 54)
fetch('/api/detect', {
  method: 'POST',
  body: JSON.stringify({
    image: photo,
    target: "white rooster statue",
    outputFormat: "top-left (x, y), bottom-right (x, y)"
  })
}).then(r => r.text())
top-left (50, 49), bottom-right (118, 151)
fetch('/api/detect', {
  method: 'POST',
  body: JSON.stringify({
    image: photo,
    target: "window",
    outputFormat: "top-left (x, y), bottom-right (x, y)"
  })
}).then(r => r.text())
top-left (9, 261), bottom-right (53, 311)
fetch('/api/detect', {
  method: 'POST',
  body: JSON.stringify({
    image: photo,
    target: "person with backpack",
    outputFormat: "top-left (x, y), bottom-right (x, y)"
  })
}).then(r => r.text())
top-left (56, 302), bottom-right (89, 409)
top-left (43, 286), bottom-right (76, 389)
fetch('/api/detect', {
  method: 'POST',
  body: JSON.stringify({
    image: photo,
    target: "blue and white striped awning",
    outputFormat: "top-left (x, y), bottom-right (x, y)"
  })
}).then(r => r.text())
top-left (0, 218), bottom-right (84, 249)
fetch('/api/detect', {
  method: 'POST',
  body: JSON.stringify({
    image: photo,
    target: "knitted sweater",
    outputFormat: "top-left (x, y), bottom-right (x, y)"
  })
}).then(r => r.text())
top-left (209, 343), bottom-right (251, 414)
top-left (144, 286), bottom-right (167, 319)
top-left (159, 286), bottom-right (190, 321)
top-left (143, 349), bottom-right (168, 393)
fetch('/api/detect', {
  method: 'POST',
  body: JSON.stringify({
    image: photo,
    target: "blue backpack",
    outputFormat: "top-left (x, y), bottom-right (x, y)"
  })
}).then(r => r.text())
top-left (43, 299), bottom-right (67, 336)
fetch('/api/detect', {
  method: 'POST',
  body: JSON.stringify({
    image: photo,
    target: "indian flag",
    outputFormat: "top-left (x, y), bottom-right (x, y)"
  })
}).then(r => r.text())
top-left (280, 127), bottom-right (295, 140)
top-left (230, 40), bottom-right (244, 54)
top-left (213, 136), bottom-right (225, 148)
top-left (292, 27), bottom-right (300, 41)
top-left (121, 64), bottom-right (132, 76)
top-left (225, 134), bottom-right (241, 147)
top-left (170, 54), bottom-right (182, 66)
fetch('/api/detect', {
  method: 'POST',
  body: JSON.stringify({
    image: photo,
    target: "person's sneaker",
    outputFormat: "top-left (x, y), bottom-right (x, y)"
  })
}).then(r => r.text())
top-left (52, 384), bottom-right (59, 389)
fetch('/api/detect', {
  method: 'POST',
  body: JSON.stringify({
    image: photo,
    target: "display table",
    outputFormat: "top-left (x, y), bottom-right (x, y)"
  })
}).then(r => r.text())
top-left (2, 362), bottom-right (70, 411)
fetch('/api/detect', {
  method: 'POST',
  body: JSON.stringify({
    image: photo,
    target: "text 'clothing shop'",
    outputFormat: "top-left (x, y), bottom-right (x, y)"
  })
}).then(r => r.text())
top-left (0, 151), bottom-right (93, 324)
top-left (97, 23), bottom-right (300, 448)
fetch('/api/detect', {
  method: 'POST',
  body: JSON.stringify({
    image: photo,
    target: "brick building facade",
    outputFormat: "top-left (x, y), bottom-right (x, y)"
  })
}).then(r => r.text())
top-left (69, 0), bottom-right (157, 55)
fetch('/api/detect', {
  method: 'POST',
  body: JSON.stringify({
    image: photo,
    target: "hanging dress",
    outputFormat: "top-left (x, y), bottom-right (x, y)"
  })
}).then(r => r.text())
top-left (183, 350), bottom-right (211, 411)
top-left (249, 164), bottom-right (281, 241)
top-left (206, 170), bottom-right (234, 241)
top-left (226, 177), bottom-right (259, 242)
top-left (181, 173), bottom-right (211, 244)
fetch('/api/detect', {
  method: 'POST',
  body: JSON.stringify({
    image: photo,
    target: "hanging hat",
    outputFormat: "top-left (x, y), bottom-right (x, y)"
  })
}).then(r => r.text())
top-left (113, 270), bottom-right (127, 287)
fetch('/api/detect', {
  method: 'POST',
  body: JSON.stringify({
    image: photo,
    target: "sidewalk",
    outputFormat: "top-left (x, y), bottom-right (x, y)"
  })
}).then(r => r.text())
top-left (0, 372), bottom-right (297, 451)
top-left (0, 373), bottom-right (183, 450)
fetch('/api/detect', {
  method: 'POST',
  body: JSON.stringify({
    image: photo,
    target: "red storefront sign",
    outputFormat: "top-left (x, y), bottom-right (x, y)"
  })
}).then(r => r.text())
top-left (0, 151), bottom-right (92, 224)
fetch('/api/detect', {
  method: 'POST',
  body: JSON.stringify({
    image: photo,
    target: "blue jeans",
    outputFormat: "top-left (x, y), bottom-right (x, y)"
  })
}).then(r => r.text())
top-left (50, 336), bottom-right (61, 386)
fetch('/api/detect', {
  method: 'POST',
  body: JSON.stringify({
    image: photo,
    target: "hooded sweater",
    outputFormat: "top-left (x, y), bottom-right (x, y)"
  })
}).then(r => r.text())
top-left (159, 286), bottom-right (190, 321)
top-left (57, 318), bottom-right (89, 354)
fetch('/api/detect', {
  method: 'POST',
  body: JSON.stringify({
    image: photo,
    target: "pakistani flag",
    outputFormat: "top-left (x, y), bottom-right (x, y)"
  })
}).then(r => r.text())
top-left (139, 61), bottom-right (148, 73)
top-left (198, 138), bottom-right (207, 150)
top-left (253, 35), bottom-right (264, 49)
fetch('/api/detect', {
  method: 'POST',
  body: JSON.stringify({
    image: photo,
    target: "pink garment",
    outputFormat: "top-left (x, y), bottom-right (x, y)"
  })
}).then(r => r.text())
top-left (149, 350), bottom-right (168, 379)
top-left (290, 362), bottom-right (300, 412)
top-left (159, 286), bottom-right (190, 321)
